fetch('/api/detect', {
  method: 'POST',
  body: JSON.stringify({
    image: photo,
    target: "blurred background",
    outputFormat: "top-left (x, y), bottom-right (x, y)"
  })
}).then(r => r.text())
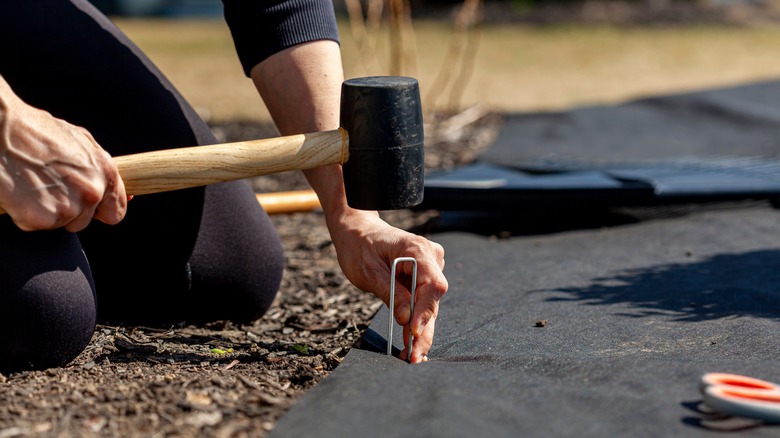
top-left (86, 0), bottom-right (780, 125)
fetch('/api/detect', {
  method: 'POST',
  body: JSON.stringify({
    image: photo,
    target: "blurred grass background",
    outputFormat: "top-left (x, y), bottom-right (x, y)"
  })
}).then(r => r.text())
top-left (113, 11), bottom-right (780, 124)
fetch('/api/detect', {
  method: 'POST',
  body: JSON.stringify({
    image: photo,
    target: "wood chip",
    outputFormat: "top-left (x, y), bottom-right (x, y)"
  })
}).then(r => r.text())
top-left (222, 360), bottom-right (240, 371)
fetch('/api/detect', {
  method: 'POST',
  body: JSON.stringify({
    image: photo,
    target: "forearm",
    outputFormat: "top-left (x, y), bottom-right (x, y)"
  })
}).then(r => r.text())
top-left (249, 40), bottom-right (376, 220)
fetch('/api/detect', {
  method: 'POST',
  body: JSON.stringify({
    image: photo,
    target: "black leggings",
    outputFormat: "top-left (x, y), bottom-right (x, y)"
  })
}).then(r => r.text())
top-left (0, 0), bottom-right (285, 373)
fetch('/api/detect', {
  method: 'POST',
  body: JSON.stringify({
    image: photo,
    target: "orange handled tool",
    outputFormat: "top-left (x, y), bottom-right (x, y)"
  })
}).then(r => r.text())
top-left (700, 372), bottom-right (780, 423)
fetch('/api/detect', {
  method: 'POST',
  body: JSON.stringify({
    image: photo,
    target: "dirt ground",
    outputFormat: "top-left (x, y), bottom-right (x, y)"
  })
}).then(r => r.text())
top-left (0, 111), bottom-right (501, 438)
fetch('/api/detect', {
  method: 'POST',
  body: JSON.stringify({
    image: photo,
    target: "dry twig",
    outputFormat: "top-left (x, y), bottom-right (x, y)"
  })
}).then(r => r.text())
top-left (425, 0), bottom-right (484, 114)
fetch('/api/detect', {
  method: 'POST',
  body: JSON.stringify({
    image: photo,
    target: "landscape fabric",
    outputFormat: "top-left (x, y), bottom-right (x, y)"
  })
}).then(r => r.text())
top-left (270, 79), bottom-right (780, 437)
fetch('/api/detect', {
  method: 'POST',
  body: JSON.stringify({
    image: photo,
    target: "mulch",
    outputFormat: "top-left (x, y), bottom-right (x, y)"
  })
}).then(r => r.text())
top-left (0, 109), bottom-right (502, 438)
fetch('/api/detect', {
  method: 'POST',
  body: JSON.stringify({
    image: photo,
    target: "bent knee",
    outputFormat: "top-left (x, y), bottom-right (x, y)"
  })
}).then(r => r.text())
top-left (0, 270), bottom-right (96, 373)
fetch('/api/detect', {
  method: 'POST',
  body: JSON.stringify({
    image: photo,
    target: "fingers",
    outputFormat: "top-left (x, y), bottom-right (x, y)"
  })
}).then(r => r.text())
top-left (62, 167), bottom-right (126, 232)
top-left (59, 132), bottom-right (127, 231)
top-left (393, 247), bottom-right (447, 336)
top-left (78, 128), bottom-right (127, 226)
top-left (400, 314), bottom-right (436, 363)
top-left (63, 204), bottom-right (99, 232)
top-left (389, 241), bottom-right (448, 364)
top-left (92, 170), bottom-right (128, 226)
top-left (0, 106), bottom-right (128, 231)
top-left (390, 267), bottom-right (415, 327)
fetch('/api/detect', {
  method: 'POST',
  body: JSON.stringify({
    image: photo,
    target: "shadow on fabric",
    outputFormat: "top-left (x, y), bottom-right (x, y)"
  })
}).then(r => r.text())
top-left (536, 249), bottom-right (780, 322)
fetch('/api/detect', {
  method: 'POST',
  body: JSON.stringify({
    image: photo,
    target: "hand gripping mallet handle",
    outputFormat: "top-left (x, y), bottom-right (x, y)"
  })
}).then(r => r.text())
top-left (0, 76), bottom-right (425, 215)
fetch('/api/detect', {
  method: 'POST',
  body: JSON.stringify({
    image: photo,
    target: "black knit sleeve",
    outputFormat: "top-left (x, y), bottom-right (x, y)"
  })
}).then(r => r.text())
top-left (222, 0), bottom-right (341, 77)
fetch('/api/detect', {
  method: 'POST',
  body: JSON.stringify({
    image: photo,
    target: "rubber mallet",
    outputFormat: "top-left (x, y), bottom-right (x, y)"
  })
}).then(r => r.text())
top-left (0, 76), bottom-right (424, 215)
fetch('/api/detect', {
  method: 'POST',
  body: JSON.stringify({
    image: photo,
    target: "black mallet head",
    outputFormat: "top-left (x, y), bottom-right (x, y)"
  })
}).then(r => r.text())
top-left (340, 76), bottom-right (425, 211)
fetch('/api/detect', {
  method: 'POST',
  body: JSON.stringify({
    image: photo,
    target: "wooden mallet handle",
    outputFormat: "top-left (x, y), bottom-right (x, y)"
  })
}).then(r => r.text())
top-left (0, 129), bottom-right (346, 215)
top-left (116, 129), bottom-right (346, 195)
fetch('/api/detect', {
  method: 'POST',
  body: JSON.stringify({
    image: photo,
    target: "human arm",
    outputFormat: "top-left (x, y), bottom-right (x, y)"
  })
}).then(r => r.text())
top-left (250, 41), bottom-right (448, 363)
top-left (0, 74), bottom-right (127, 232)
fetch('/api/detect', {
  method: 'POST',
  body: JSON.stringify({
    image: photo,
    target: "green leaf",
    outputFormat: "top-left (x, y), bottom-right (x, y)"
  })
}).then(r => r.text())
top-left (291, 344), bottom-right (310, 356)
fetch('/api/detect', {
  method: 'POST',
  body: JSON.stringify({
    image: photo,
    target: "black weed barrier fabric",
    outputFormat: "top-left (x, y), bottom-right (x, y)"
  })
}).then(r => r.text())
top-left (270, 80), bottom-right (780, 438)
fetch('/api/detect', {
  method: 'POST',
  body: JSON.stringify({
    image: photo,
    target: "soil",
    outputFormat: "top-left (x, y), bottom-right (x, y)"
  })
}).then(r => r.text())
top-left (0, 110), bottom-right (502, 438)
